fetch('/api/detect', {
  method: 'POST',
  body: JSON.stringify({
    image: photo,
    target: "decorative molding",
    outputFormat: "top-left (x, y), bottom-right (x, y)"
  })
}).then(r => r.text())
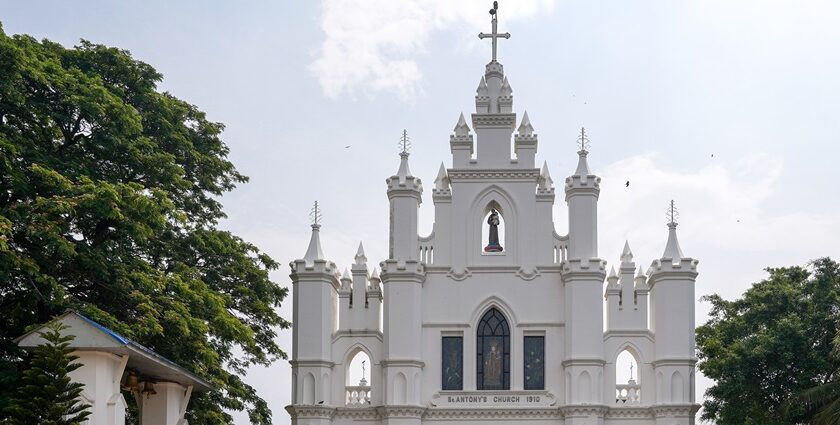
top-left (471, 113), bottom-right (516, 129)
top-left (561, 358), bottom-right (607, 367)
top-left (651, 403), bottom-right (701, 417)
top-left (561, 404), bottom-right (608, 417)
top-left (516, 266), bottom-right (541, 281)
top-left (285, 404), bottom-right (334, 419)
top-left (651, 358), bottom-right (698, 367)
top-left (448, 168), bottom-right (540, 182)
top-left (377, 405), bottom-right (425, 418)
top-left (424, 408), bottom-right (562, 419)
top-left (380, 359), bottom-right (425, 367)
top-left (288, 359), bottom-right (335, 368)
top-left (332, 330), bottom-right (383, 343)
top-left (446, 267), bottom-right (472, 281)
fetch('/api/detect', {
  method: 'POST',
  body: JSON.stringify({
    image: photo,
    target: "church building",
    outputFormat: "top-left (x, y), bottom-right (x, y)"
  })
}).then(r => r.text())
top-left (287, 4), bottom-right (699, 424)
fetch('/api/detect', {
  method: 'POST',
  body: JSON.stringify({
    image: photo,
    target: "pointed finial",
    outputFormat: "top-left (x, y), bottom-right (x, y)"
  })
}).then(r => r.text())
top-left (667, 199), bottom-right (679, 228)
top-left (454, 112), bottom-right (471, 136)
top-left (609, 265), bottom-right (618, 279)
top-left (500, 76), bottom-right (512, 96)
top-left (621, 240), bottom-right (633, 263)
top-left (355, 242), bottom-right (367, 265)
top-left (476, 76), bottom-right (489, 96)
top-left (399, 129), bottom-right (411, 155)
top-left (636, 266), bottom-right (645, 278)
top-left (303, 201), bottom-right (325, 263)
top-left (577, 127), bottom-right (590, 152)
top-left (435, 162), bottom-right (449, 190)
top-left (517, 111), bottom-right (534, 136)
top-left (310, 201), bottom-right (323, 226)
top-left (539, 161), bottom-right (553, 189)
top-left (663, 200), bottom-right (685, 260)
top-left (342, 267), bottom-right (351, 280)
top-left (370, 267), bottom-right (380, 280)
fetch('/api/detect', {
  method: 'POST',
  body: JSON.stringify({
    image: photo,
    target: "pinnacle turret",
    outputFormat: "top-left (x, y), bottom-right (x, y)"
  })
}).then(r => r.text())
top-left (663, 200), bottom-right (685, 260)
top-left (434, 163), bottom-right (449, 190)
top-left (517, 111), bottom-right (534, 136)
top-left (355, 242), bottom-right (367, 265)
top-left (539, 161), bottom-right (553, 190)
top-left (303, 223), bottom-right (325, 265)
top-left (454, 112), bottom-right (471, 136)
top-left (621, 240), bottom-right (633, 263)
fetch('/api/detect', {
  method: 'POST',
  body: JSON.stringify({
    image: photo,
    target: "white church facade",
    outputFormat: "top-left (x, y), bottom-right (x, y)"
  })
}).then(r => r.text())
top-left (287, 4), bottom-right (699, 424)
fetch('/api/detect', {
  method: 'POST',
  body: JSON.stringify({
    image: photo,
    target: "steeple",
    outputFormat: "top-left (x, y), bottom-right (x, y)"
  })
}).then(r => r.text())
top-left (663, 200), bottom-right (685, 260)
top-left (396, 129), bottom-right (413, 184)
top-left (303, 201), bottom-right (325, 265)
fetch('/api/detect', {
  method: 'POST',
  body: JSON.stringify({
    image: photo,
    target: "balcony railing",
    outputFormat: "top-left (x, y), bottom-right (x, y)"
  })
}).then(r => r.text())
top-left (345, 385), bottom-right (371, 406)
top-left (616, 381), bottom-right (641, 404)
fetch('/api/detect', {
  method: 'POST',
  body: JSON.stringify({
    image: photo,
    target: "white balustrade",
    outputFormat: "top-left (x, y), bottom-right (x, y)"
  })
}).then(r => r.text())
top-left (345, 385), bottom-right (371, 406)
top-left (616, 380), bottom-right (641, 404)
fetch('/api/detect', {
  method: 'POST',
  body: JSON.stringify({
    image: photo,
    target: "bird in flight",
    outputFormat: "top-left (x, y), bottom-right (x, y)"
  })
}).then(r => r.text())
top-left (625, 181), bottom-right (630, 187)
top-left (345, 145), bottom-right (351, 148)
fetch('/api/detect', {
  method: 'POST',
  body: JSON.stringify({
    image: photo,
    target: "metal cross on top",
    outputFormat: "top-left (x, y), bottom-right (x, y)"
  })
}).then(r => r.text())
top-left (667, 200), bottom-right (679, 226)
top-left (478, 1), bottom-right (510, 62)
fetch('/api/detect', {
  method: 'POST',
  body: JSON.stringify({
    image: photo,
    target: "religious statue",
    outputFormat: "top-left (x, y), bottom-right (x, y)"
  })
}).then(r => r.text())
top-left (484, 339), bottom-right (503, 384)
top-left (484, 209), bottom-right (503, 252)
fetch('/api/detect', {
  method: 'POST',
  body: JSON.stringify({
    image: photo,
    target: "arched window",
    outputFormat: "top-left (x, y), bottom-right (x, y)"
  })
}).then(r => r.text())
top-left (476, 308), bottom-right (510, 390)
top-left (616, 349), bottom-right (640, 404)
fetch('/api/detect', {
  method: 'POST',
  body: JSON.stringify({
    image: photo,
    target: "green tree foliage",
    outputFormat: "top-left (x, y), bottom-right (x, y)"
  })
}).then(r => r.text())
top-left (0, 23), bottom-right (289, 424)
top-left (696, 257), bottom-right (840, 424)
top-left (5, 322), bottom-right (90, 425)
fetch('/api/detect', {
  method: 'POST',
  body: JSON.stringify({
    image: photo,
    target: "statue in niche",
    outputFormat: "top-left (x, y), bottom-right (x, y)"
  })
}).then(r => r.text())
top-left (484, 208), bottom-right (503, 252)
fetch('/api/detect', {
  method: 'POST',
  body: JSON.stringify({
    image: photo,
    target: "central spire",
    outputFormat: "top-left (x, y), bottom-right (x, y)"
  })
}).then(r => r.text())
top-left (478, 1), bottom-right (511, 63)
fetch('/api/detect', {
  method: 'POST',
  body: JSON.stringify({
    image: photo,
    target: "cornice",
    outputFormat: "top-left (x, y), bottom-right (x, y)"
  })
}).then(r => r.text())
top-left (651, 358), bottom-right (698, 367)
top-left (471, 113), bottom-right (516, 129)
top-left (284, 404), bottom-right (334, 419)
top-left (380, 359), bottom-right (425, 367)
top-left (561, 404), bottom-right (608, 417)
top-left (447, 168), bottom-right (540, 182)
top-left (288, 359), bottom-right (335, 368)
top-left (377, 405), bottom-right (425, 418)
top-left (423, 408), bottom-right (562, 419)
top-left (651, 403), bottom-right (701, 417)
top-left (332, 330), bottom-right (383, 343)
top-left (562, 358), bottom-right (607, 367)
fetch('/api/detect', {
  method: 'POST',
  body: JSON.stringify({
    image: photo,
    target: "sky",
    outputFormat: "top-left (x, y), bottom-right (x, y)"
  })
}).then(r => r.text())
top-left (3, 0), bottom-right (840, 423)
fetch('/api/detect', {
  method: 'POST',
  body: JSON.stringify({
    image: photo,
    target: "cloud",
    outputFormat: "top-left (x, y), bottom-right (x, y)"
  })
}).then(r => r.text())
top-left (310, 0), bottom-right (554, 101)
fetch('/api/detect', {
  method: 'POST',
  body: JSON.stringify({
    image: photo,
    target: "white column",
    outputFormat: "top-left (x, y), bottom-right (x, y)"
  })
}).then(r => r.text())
top-left (69, 351), bottom-right (128, 425)
top-left (141, 382), bottom-right (192, 425)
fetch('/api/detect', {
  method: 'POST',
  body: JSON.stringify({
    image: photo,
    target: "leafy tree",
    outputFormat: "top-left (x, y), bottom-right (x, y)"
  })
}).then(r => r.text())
top-left (0, 23), bottom-right (289, 424)
top-left (4, 322), bottom-right (90, 425)
top-left (696, 257), bottom-right (840, 425)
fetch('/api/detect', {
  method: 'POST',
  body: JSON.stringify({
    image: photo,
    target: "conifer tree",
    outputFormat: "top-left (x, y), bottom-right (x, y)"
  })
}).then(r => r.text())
top-left (5, 322), bottom-right (90, 425)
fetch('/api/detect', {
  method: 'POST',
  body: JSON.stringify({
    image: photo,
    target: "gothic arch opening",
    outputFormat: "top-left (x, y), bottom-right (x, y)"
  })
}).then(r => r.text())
top-left (481, 201), bottom-right (505, 253)
top-left (615, 348), bottom-right (640, 404)
top-left (345, 348), bottom-right (371, 406)
top-left (476, 307), bottom-right (510, 390)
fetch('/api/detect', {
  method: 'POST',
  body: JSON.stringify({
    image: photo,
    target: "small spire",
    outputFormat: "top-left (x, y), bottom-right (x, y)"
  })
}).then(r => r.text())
top-left (539, 161), bottom-right (553, 189)
top-left (621, 240), bottom-right (633, 263)
top-left (500, 76), bottom-right (512, 96)
top-left (574, 127), bottom-right (591, 176)
top-left (663, 200), bottom-right (685, 260)
top-left (435, 162), bottom-right (449, 190)
top-left (517, 111), bottom-right (534, 136)
top-left (370, 267), bottom-right (380, 281)
top-left (355, 242), bottom-right (367, 265)
top-left (476, 76), bottom-right (488, 97)
top-left (396, 130), bottom-right (413, 184)
top-left (342, 267), bottom-right (351, 280)
top-left (454, 112), bottom-right (471, 136)
top-left (303, 202), bottom-right (325, 264)
top-left (399, 129), bottom-right (411, 155)
top-left (609, 266), bottom-right (618, 279)
top-left (636, 266), bottom-right (645, 278)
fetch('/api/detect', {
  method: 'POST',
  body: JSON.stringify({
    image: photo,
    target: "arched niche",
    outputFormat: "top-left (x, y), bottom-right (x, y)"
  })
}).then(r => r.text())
top-left (481, 202), bottom-right (506, 253)
top-left (302, 372), bottom-right (316, 405)
top-left (469, 186), bottom-right (517, 257)
top-left (393, 372), bottom-right (407, 404)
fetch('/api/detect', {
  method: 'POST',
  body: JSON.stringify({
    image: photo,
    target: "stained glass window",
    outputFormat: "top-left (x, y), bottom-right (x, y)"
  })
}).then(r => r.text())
top-left (476, 308), bottom-right (510, 390)
top-left (524, 336), bottom-right (545, 390)
top-left (442, 337), bottom-right (463, 390)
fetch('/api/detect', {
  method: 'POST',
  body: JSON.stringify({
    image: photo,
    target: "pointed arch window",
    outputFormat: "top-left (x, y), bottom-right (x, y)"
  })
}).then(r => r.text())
top-left (476, 308), bottom-right (510, 390)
